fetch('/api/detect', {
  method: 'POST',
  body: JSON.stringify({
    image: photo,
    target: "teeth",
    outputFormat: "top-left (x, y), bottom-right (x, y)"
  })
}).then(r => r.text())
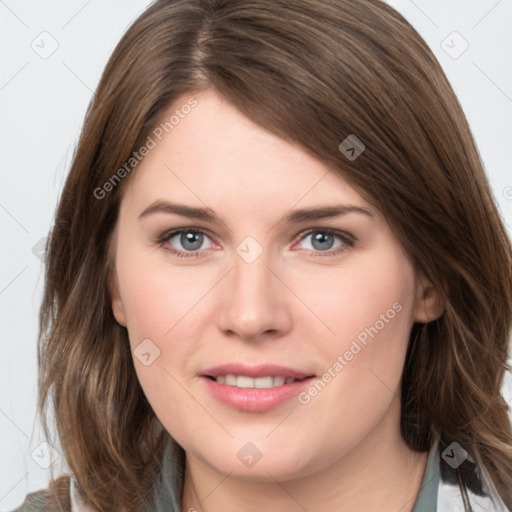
top-left (213, 374), bottom-right (299, 388)
top-left (273, 376), bottom-right (286, 386)
top-left (237, 375), bottom-right (255, 388)
top-left (225, 375), bottom-right (237, 386)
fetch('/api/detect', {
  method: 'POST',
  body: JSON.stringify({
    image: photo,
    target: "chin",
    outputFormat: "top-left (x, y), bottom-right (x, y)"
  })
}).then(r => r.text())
top-left (189, 438), bottom-right (322, 482)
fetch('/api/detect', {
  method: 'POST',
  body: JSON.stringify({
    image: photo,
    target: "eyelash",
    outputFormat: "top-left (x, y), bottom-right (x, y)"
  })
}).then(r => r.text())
top-left (155, 227), bottom-right (355, 259)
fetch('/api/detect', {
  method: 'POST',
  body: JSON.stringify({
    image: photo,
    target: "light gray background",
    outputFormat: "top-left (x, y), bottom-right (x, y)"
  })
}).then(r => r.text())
top-left (1, 0), bottom-right (511, 509)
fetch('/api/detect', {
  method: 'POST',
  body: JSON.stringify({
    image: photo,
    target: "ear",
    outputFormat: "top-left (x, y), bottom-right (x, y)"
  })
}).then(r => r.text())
top-left (413, 273), bottom-right (444, 323)
top-left (107, 269), bottom-right (127, 327)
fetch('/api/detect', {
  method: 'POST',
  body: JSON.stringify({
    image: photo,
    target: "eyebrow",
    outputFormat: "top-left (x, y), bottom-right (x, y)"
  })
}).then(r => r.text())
top-left (138, 200), bottom-right (374, 224)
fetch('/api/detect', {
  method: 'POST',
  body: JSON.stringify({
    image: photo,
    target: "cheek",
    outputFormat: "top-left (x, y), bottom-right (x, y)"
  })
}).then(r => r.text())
top-left (294, 250), bottom-right (415, 353)
top-left (115, 243), bottom-right (215, 404)
top-left (296, 250), bottom-right (416, 404)
top-left (115, 246), bottom-right (205, 425)
top-left (116, 243), bottom-right (205, 345)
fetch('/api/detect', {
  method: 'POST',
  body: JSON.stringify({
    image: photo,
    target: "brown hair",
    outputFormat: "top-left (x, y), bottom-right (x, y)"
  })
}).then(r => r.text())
top-left (37, 0), bottom-right (512, 510)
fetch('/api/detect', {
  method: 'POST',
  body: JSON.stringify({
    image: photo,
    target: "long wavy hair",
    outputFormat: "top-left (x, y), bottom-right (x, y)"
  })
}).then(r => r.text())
top-left (37, 0), bottom-right (512, 510)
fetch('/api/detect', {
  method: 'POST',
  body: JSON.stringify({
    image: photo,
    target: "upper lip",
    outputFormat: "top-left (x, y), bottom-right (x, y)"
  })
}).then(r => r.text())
top-left (201, 363), bottom-right (315, 380)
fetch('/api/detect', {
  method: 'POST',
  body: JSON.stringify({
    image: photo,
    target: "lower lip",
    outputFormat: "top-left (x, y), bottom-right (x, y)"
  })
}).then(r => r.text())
top-left (200, 376), bottom-right (316, 412)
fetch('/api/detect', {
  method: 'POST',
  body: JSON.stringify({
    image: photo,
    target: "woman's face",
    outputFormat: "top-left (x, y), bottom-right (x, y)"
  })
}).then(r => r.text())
top-left (110, 89), bottom-right (437, 481)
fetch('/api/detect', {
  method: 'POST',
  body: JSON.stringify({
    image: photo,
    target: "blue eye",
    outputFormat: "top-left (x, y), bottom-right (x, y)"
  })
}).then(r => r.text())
top-left (296, 229), bottom-right (353, 256)
top-left (157, 228), bottom-right (214, 258)
top-left (156, 227), bottom-right (354, 259)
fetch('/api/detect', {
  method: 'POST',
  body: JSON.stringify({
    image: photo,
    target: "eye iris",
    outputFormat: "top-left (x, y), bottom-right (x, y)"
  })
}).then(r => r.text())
top-left (181, 231), bottom-right (203, 251)
top-left (311, 232), bottom-right (334, 251)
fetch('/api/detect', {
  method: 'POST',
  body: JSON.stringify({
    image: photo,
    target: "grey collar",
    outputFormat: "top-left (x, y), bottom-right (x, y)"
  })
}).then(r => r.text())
top-left (412, 435), bottom-right (510, 511)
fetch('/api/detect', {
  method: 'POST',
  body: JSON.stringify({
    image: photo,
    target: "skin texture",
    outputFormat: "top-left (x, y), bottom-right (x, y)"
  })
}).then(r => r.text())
top-left (109, 89), bottom-right (442, 512)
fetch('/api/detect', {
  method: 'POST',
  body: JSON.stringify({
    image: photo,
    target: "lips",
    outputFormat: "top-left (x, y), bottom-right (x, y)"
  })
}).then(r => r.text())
top-left (200, 363), bottom-right (316, 412)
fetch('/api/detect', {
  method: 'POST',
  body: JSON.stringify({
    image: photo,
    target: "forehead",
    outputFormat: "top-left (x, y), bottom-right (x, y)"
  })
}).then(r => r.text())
top-left (122, 90), bottom-right (374, 217)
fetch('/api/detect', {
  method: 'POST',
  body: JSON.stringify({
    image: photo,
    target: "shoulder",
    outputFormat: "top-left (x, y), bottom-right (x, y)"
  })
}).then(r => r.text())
top-left (9, 476), bottom-right (71, 512)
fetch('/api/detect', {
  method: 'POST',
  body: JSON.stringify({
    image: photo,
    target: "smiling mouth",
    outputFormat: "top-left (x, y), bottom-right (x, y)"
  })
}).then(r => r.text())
top-left (204, 375), bottom-right (312, 388)
top-left (201, 367), bottom-right (317, 411)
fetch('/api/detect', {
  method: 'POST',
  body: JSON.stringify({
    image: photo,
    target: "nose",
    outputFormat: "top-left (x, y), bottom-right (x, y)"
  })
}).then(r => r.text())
top-left (216, 248), bottom-right (292, 342)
